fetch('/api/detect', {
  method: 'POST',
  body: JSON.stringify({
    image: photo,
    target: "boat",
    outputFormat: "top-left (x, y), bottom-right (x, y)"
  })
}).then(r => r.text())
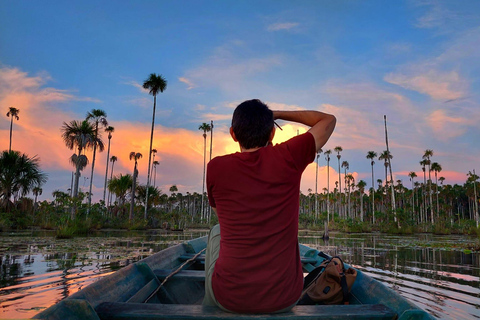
top-left (34, 236), bottom-right (434, 320)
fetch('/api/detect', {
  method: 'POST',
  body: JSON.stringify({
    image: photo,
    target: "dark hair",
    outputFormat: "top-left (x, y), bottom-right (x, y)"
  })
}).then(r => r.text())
top-left (231, 99), bottom-right (274, 149)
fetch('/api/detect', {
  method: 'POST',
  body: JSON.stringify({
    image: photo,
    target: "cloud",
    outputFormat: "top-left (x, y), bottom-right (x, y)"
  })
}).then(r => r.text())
top-left (181, 42), bottom-right (282, 92)
top-left (426, 109), bottom-right (472, 140)
top-left (267, 22), bottom-right (299, 31)
top-left (179, 77), bottom-right (195, 90)
top-left (384, 69), bottom-right (467, 101)
top-left (415, 2), bottom-right (456, 29)
top-left (122, 79), bottom-right (146, 92)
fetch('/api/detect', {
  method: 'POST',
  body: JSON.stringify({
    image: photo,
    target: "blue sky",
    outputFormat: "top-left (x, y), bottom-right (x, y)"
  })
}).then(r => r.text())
top-left (1, 1), bottom-right (479, 201)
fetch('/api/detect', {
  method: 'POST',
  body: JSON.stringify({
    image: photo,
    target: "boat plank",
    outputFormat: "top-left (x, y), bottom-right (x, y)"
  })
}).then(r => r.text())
top-left (96, 302), bottom-right (396, 320)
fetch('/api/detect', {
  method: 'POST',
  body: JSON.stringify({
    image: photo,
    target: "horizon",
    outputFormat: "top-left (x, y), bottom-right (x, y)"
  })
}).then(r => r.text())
top-left (1, 1), bottom-right (479, 202)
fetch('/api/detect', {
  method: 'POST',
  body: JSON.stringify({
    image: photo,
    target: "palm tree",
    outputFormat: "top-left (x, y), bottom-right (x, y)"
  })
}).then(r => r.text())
top-left (107, 155), bottom-right (117, 207)
top-left (467, 170), bottom-right (479, 228)
top-left (199, 122), bottom-right (212, 221)
top-left (315, 150), bottom-right (322, 221)
top-left (143, 73), bottom-right (167, 220)
top-left (366, 151), bottom-right (377, 223)
top-left (334, 146), bottom-right (343, 216)
top-left (6, 107), bottom-right (20, 152)
top-left (324, 150), bottom-right (332, 222)
top-left (32, 186), bottom-right (43, 213)
top-left (431, 162), bottom-right (442, 220)
top-left (419, 159), bottom-right (428, 223)
top-left (61, 120), bottom-right (95, 206)
top-left (408, 171), bottom-right (417, 220)
top-left (378, 151), bottom-right (392, 188)
top-left (152, 160), bottom-right (159, 188)
top-left (0, 150), bottom-right (47, 211)
top-left (357, 180), bottom-right (367, 222)
top-left (150, 148), bottom-right (157, 185)
top-left (86, 109), bottom-right (107, 210)
top-left (423, 149), bottom-right (434, 223)
top-left (129, 152), bottom-right (142, 220)
top-left (102, 126), bottom-right (114, 204)
top-left (341, 160), bottom-right (349, 218)
top-left (108, 173), bottom-right (133, 216)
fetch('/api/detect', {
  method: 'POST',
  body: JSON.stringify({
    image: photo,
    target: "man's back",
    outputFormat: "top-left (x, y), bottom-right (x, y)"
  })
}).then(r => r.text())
top-left (207, 133), bottom-right (316, 313)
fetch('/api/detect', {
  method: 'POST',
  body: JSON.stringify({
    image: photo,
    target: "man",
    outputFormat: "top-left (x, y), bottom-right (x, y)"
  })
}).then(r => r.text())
top-left (204, 99), bottom-right (336, 313)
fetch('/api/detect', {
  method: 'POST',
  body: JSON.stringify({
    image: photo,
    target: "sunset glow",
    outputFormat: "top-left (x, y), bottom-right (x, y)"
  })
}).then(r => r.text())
top-left (1, 1), bottom-right (479, 202)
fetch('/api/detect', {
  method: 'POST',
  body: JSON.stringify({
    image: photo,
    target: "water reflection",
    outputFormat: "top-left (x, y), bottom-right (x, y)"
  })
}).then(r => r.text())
top-left (298, 232), bottom-right (480, 320)
top-left (0, 230), bottom-right (208, 319)
top-left (1, 230), bottom-right (479, 319)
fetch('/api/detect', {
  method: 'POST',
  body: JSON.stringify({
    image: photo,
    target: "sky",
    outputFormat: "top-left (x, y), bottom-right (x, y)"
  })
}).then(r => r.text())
top-left (1, 1), bottom-right (479, 202)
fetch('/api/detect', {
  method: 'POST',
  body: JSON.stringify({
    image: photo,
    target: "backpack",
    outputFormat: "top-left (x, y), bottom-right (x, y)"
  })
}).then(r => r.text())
top-left (298, 256), bottom-right (357, 305)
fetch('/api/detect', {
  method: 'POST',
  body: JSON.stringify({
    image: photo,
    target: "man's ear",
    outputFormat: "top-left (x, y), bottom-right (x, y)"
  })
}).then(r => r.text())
top-left (269, 127), bottom-right (276, 142)
top-left (230, 127), bottom-right (238, 142)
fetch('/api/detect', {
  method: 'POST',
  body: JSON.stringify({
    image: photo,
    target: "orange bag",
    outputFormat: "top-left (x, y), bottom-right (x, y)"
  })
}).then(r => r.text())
top-left (298, 256), bottom-right (357, 305)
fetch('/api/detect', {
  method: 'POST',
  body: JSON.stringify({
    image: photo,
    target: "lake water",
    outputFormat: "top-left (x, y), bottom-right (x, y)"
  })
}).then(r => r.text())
top-left (0, 229), bottom-right (479, 319)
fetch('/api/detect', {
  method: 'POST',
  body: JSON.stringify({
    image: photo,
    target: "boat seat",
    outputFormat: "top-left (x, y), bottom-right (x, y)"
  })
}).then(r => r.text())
top-left (178, 254), bottom-right (318, 265)
top-left (95, 302), bottom-right (397, 319)
top-left (155, 269), bottom-right (205, 281)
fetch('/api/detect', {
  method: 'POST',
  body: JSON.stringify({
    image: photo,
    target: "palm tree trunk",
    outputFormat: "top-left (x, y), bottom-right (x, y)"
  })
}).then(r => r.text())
top-left (327, 160), bottom-right (330, 222)
top-left (108, 161), bottom-right (115, 207)
top-left (201, 133), bottom-right (207, 222)
top-left (88, 128), bottom-right (98, 212)
top-left (9, 116), bottom-right (13, 152)
top-left (145, 94), bottom-right (157, 221)
top-left (337, 159), bottom-right (341, 217)
top-left (103, 137), bottom-right (112, 205)
top-left (130, 165), bottom-right (137, 221)
top-left (371, 163), bottom-right (375, 224)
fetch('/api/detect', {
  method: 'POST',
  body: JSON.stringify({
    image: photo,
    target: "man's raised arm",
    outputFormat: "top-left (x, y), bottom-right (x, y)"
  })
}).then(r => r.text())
top-left (273, 110), bottom-right (336, 151)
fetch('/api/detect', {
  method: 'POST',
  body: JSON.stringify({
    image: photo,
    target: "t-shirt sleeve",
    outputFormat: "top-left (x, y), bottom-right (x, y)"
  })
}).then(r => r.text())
top-left (283, 132), bottom-right (316, 171)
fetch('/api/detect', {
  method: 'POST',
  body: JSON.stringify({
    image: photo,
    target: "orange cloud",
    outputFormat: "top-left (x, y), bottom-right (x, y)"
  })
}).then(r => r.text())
top-left (384, 69), bottom-right (466, 101)
top-left (427, 109), bottom-right (472, 140)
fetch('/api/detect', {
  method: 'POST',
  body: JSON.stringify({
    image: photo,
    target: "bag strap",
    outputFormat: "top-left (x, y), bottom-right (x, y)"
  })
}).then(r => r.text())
top-left (303, 260), bottom-right (329, 290)
top-left (340, 273), bottom-right (349, 305)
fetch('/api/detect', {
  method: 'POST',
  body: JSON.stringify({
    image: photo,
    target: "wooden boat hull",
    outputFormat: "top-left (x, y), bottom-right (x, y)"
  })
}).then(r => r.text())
top-left (35, 236), bottom-right (433, 320)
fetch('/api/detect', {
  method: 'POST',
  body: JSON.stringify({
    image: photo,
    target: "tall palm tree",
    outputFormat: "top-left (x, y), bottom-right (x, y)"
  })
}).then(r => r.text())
top-left (61, 120), bottom-right (95, 205)
top-left (315, 150), bottom-right (322, 221)
top-left (378, 151), bottom-right (392, 188)
top-left (102, 126), bottom-right (114, 204)
top-left (341, 160), bottom-right (349, 218)
top-left (366, 151), bottom-right (377, 223)
top-left (423, 149), bottom-right (434, 223)
top-left (32, 186), bottom-right (43, 212)
top-left (152, 160), bottom-right (159, 188)
top-left (467, 170), bottom-right (479, 227)
top-left (209, 120), bottom-right (214, 161)
top-left (419, 159), bottom-right (427, 223)
top-left (6, 107), bottom-right (20, 152)
top-left (0, 150), bottom-right (47, 211)
top-left (324, 150), bottom-right (332, 222)
top-left (345, 172), bottom-right (354, 218)
top-left (107, 155), bottom-right (117, 207)
top-left (408, 171), bottom-right (417, 221)
top-left (334, 146), bottom-right (343, 216)
top-left (199, 122), bottom-right (212, 221)
top-left (150, 148), bottom-right (157, 185)
top-left (86, 109), bottom-right (107, 210)
top-left (129, 152), bottom-right (142, 221)
top-left (431, 162), bottom-right (442, 220)
top-left (143, 73), bottom-right (167, 220)
top-left (357, 180), bottom-right (367, 222)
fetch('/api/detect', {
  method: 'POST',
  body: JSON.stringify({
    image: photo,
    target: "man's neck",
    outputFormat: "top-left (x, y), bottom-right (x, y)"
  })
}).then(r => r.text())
top-left (240, 146), bottom-right (262, 153)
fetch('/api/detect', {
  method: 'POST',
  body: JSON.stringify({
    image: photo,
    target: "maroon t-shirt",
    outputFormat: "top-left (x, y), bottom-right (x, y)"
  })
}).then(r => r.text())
top-left (206, 132), bottom-right (316, 313)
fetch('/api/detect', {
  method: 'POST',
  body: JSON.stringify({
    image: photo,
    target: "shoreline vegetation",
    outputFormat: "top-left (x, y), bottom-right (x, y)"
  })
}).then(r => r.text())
top-left (2, 75), bottom-right (480, 246)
